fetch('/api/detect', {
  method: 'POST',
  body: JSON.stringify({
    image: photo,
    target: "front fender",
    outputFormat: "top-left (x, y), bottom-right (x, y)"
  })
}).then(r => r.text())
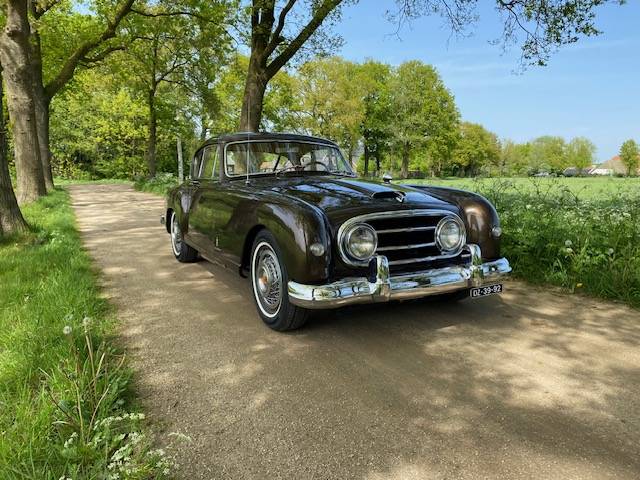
top-left (256, 200), bottom-right (331, 283)
top-left (409, 185), bottom-right (502, 260)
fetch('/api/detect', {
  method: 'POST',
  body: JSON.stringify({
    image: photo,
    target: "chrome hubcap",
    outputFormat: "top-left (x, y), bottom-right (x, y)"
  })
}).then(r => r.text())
top-left (253, 243), bottom-right (282, 317)
top-left (171, 214), bottom-right (182, 255)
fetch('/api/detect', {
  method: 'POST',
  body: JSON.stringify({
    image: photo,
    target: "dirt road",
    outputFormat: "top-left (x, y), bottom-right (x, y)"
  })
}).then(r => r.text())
top-left (69, 184), bottom-right (640, 480)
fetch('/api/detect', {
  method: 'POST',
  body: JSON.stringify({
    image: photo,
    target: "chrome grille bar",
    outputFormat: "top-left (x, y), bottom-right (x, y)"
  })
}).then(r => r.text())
top-left (377, 242), bottom-right (436, 252)
top-left (388, 252), bottom-right (462, 266)
top-left (376, 226), bottom-right (436, 235)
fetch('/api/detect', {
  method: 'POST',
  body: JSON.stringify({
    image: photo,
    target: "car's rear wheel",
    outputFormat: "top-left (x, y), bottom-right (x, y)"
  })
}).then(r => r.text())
top-left (170, 211), bottom-right (198, 263)
top-left (250, 231), bottom-right (309, 331)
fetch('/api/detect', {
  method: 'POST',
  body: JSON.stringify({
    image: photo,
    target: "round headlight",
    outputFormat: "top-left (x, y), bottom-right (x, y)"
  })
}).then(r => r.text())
top-left (436, 216), bottom-right (465, 252)
top-left (343, 223), bottom-right (377, 262)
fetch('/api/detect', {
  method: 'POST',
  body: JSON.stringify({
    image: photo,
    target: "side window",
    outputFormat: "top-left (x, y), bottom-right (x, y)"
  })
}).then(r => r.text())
top-left (200, 146), bottom-right (219, 179)
top-left (191, 150), bottom-right (203, 179)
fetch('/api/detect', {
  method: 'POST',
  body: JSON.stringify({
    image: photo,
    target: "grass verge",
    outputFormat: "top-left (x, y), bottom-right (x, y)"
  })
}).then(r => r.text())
top-left (0, 189), bottom-right (170, 479)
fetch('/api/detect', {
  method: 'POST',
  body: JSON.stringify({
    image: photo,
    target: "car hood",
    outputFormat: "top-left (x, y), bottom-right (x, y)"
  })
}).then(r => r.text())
top-left (262, 176), bottom-right (459, 223)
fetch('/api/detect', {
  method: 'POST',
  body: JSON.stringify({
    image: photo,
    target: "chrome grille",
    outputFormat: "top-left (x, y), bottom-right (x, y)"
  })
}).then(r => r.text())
top-left (338, 210), bottom-right (469, 274)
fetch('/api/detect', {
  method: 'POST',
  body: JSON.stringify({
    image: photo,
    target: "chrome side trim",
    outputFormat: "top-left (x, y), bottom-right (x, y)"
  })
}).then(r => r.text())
top-left (288, 244), bottom-right (511, 309)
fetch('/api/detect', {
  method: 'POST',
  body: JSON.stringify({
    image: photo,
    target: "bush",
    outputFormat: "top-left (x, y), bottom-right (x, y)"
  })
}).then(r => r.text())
top-left (133, 173), bottom-right (180, 195)
top-left (472, 179), bottom-right (640, 307)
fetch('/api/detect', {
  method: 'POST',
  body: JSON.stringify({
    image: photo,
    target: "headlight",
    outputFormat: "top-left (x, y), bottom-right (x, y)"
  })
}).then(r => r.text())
top-left (435, 216), bottom-right (465, 252)
top-left (343, 223), bottom-right (377, 262)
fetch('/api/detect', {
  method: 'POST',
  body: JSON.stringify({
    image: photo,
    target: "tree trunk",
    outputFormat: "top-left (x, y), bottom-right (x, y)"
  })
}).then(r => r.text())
top-left (401, 143), bottom-right (409, 179)
top-left (0, 0), bottom-right (46, 204)
top-left (239, 54), bottom-right (267, 132)
top-left (145, 89), bottom-right (157, 178)
top-left (30, 31), bottom-right (54, 191)
top-left (363, 144), bottom-right (370, 176)
top-left (0, 65), bottom-right (28, 235)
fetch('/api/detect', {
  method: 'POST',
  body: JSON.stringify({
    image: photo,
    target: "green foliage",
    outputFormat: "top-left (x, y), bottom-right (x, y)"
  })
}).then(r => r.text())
top-left (389, 60), bottom-right (460, 177)
top-left (567, 137), bottom-right (596, 170)
top-left (50, 69), bottom-right (148, 179)
top-left (619, 139), bottom-right (639, 176)
top-left (297, 57), bottom-right (365, 162)
top-left (451, 122), bottom-right (501, 176)
top-left (403, 177), bottom-right (640, 307)
top-left (133, 173), bottom-right (179, 195)
top-left (0, 189), bottom-right (169, 479)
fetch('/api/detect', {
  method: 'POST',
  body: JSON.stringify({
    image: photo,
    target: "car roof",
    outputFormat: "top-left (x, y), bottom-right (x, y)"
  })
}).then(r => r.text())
top-left (201, 132), bottom-right (338, 148)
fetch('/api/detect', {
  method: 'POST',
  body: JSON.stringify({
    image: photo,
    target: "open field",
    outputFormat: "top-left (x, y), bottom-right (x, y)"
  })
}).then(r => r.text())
top-left (402, 177), bottom-right (640, 307)
top-left (0, 190), bottom-right (167, 479)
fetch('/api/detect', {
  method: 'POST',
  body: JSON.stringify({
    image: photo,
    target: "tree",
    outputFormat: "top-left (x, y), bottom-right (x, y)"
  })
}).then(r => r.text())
top-left (619, 139), bottom-right (639, 176)
top-left (451, 122), bottom-right (500, 176)
top-left (389, 61), bottom-right (459, 178)
top-left (297, 57), bottom-right (364, 163)
top-left (360, 60), bottom-right (392, 176)
top-left (567, 137), bottom-right (596, 170)
top-left (116, 0), bottom-right (231, 176)
top-left (393, 1), bottom-right (625, 68)
top-left (0, 0), bottom-right (46, 204)
top-left (500, 140), bottom-right (531, 175)
top-left (528, 136), bottom-right (567, 173)
top-left (30, 0), bottom-right (137, 190)
top-left (0, 64), bottom-right (28, 234)
top-left (240, 0), bottom-right (346, 132)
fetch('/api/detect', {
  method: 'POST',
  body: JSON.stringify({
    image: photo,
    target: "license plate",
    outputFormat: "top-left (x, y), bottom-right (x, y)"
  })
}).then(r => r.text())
top-left (470, 284), bottom-right (503, 298)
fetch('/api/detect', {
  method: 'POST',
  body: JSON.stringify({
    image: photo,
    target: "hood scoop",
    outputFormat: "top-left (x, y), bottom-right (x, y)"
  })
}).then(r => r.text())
top-left (371, 190), bottom-right (406, 203)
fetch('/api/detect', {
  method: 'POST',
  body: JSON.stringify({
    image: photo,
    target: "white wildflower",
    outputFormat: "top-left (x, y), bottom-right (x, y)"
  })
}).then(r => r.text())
top-left (63, 325), bottom-right (72, 336)
top-left (526, 204), bottom-right (532, 209)
top-left (565, 247), bottom-right (573, 254)
top-left (564, 240), bottom-right (572, 247)
top-left (607, 248), bottom-right (614, 255)
top-left (82, 316), bottom-right (92, 328)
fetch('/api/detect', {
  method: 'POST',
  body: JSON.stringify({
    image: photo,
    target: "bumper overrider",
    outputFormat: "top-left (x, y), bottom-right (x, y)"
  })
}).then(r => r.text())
top-left (288, 244), bottom-right (511, 309)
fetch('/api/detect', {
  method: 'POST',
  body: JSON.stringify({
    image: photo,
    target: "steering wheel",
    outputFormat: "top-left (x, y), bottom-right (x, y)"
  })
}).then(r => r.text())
top-left (301, 160), bottom-right (330, 171)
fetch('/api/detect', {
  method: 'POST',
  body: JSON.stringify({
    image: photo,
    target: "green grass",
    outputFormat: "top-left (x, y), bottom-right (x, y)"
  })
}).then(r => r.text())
top-left (401, 177), bottom-right (640, 307)
top-left (133, 174), bottom-right (178, 195)
top-left (0, 189), bottom-right (169, 479)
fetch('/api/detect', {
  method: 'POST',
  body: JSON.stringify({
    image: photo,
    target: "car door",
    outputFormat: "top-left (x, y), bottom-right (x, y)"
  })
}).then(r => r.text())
top-left (186, 144), bottom-right (222, 257)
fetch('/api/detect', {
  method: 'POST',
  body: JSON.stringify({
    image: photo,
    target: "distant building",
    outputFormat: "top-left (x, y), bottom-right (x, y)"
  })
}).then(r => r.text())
top-left (591, 155), bottom-right (640, 175)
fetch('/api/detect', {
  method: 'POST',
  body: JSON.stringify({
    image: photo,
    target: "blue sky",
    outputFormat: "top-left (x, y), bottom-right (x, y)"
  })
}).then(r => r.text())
top-left (334, 2), bottom-right (640, 162)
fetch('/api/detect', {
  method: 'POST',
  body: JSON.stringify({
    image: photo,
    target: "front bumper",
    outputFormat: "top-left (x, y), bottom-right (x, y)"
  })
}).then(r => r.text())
top-left (288, 244), bottom-right (511, 309)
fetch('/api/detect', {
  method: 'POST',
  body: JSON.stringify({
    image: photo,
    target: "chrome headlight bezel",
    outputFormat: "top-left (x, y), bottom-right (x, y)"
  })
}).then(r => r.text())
top-left (435, 215), bottom-right (466, 253)
top-left (339, 223), bottom-right (378, 266)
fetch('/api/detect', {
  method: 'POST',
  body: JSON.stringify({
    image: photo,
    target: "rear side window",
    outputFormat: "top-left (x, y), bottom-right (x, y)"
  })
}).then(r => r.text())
top-left (200, 146), bottom-right (219, 179)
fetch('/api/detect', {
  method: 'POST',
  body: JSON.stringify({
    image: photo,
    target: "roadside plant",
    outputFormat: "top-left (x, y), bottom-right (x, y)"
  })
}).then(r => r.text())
top-left (44, 315), bottom-right (172, 479)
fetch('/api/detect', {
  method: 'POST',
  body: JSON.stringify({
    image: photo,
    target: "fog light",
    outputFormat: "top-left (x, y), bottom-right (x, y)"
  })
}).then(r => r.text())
top-left (310, 242), bottom-right (325, 257)
top-left (492, 226), bottom-right (502, 238)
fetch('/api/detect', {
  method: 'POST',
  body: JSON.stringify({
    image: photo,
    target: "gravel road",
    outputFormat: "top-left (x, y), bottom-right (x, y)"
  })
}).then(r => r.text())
top-left (70, 184), bottom-right (640, 480)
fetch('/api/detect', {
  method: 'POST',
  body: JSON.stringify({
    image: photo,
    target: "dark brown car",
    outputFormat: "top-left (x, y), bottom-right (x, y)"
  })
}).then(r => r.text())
top-left (163, 132), bottom-right (511, 331)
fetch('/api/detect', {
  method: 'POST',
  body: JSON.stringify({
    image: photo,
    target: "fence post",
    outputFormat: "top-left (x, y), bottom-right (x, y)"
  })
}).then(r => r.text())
top-left (177, 136), bottom-right (184, 182)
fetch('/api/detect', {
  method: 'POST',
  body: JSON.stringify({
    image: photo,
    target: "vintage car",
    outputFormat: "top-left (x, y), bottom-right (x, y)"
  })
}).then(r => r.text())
top-left (163, 132), bottom-right (511, 331)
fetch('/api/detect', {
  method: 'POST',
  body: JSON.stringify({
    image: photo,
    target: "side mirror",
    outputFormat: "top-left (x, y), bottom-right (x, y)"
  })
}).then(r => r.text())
top-left (382, 173), bottom-right (393, 184)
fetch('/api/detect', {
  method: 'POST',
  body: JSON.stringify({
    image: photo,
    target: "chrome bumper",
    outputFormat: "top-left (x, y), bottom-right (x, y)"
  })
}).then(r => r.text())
top-left (288, 244), bottom-right (511, 309)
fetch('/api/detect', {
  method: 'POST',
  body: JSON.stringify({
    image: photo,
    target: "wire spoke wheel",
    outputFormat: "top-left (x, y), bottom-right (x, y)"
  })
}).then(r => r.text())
top-left (252, 242), bottom-right (283, 318)
top-left (171, 213), bottom-right (183, 256)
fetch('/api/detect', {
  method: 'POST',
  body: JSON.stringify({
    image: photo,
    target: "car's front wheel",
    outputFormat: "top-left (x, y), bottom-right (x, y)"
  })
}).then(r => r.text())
top-left (250, 231), bottom-right (309, 331)
top-left (170, 211), bottom-right (198, 263)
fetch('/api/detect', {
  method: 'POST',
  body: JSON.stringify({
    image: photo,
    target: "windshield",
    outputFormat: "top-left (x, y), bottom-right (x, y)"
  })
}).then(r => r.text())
top-left (224, 141), bottom-right (354, 178)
